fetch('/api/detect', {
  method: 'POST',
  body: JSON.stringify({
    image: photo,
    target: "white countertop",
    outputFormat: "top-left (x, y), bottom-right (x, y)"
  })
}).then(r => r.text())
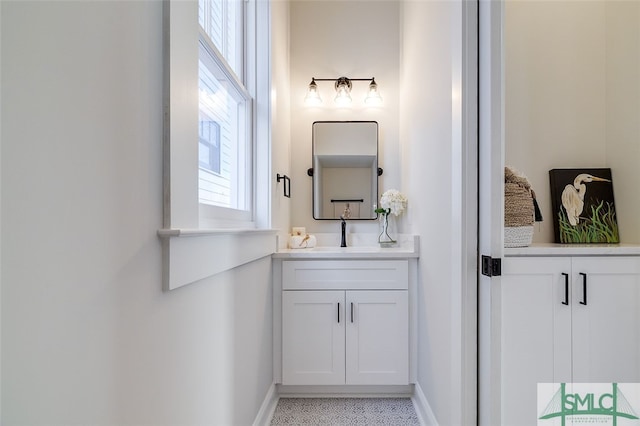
top-left (273, 235), bottom-right (420, 259)
top-left (505, 243), bottom-right (640, 257)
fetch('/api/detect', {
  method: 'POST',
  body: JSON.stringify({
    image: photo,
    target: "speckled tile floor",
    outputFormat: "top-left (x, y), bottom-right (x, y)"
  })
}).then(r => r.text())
top-left (269, 397), bottom-right (420, 425)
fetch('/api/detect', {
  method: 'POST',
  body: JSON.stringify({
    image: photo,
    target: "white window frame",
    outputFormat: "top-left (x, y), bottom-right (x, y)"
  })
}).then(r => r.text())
top-left (197, 0), bottom-right (254, 227)
top-left (160, 0), bottom-right (274, 290)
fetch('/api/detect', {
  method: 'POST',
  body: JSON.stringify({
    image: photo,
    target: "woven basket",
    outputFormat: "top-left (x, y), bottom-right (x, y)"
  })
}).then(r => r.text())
top-left (504, 226), bottom-right (533, 248)
top-left (504, 167), bottom-right (534, 247)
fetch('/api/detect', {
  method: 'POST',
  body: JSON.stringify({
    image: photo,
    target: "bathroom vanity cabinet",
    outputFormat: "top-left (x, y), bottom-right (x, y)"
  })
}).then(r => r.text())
top-left (499, 252), bottom-right (640, 425)
top-left (281, 260), bottom-right (408, 385)
top-left (272, 241), bottom-right (419, 391)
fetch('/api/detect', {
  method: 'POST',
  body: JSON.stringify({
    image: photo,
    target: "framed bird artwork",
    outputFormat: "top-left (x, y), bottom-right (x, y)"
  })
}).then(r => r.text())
top-left (549, 168), bottom-right (619, 243)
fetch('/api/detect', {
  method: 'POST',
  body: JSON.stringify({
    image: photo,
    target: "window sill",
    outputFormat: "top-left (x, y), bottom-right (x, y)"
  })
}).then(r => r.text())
top-left (158, 228), bottom-right (277, 238)
top-left (158, 228), bottom-right (278, 290)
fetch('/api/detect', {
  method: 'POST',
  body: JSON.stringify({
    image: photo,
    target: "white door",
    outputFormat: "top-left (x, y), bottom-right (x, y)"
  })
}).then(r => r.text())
top-left (345, 290), bottom-right (408, 385)
top-left (478, 0), bottom-right (506, 424)
top-left (282, 290), bottom-right (345, 385)
top-left (571, 257), bottom-right (640, 383)
top-left (501, 257), bottom-right (572, 425)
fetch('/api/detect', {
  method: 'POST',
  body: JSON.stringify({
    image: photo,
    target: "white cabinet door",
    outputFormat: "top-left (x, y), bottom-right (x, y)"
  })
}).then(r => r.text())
top-left (346, 290), bottom-right (409, 385)
top-left (500, 257), bottom-right (572, 425)
top-left (571, 257), bottom-right (640, 383)
top-left (282, 290), bottom-right (345, 385)
top-left (501, 255), bottom-right (640, 425)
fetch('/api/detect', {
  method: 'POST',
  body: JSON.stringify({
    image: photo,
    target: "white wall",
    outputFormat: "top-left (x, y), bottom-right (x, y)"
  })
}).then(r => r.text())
top-left (605, 1), bottom-right (640, 243)
top-left (0, 1), bottom-right (3, 418)
top-left (400, 2), bottom-right (465, 425)
top-left (289, 0), bottom-right (401, 237)
top-left (505, 1), bottom-right (640, 243)
top-left (1, 1), bottom-right (274, 424)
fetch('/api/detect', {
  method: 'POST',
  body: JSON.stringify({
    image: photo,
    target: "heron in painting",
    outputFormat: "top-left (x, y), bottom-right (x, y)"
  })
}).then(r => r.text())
top-left (561, 173), bottom-right (611, 226)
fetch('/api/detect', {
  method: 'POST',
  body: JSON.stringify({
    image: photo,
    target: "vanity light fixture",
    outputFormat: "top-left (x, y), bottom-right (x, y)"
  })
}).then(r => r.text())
top-left (305, 76), bottom-right (382, 106)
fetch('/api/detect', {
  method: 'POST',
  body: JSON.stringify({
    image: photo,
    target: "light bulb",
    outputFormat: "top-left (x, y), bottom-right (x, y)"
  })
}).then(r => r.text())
top-left (365, 79), bottom-right (382, 105)
top-left (304, 79), bottom-right (322, 105)
top-left (334, 86), bottom-right (352, 105)
top-left (334, 77), bottom-right (352, 105)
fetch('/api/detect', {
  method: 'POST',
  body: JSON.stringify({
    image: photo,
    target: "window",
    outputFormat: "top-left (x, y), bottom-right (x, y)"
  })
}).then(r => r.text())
top-left (198, 119), bottom-right (220, 174)
top-left (198, 0), bottom-right (242, 76)
top-left (198, 0), bottom-right (252, 221)
top-left (161, 0), bottom-right (273, 290)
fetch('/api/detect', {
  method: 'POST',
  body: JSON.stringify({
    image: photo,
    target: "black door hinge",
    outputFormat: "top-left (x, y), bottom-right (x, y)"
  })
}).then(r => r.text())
top-left (481, 255), bottom-right (502, 277)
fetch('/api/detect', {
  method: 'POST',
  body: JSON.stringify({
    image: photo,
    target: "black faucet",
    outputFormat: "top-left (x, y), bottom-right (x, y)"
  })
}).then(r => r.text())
top-left (340, 216), bottom-right (347, 247)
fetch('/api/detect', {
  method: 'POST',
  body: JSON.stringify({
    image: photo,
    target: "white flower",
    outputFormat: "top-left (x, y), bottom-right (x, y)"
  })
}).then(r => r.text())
top-left (379, 189), bottom-right (408, 216)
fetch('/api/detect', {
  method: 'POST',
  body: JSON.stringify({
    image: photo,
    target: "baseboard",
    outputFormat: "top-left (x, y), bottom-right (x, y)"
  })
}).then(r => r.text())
top-left (412, 382), bottom-right (439, 426)
top-left (253, 382), bottom-right (279, 426)
top-left (276, 384), bottom-right (414, 397)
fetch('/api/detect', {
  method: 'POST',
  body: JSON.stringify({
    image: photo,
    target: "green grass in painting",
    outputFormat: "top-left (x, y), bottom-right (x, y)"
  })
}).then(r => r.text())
top-left (558, 201), bottom-right (619, 243)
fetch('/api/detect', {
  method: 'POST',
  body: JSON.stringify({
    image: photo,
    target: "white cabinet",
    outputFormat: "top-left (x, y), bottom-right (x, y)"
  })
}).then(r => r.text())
top-left (282, 290), bottom-right (345, 385)
top-left (346, 290), bottom-right (408, 385)
top-left (500, 255), bottom-right (640, 425)
top-left (570, 257), bottom-right (640, 382)
top-left (281, 260), bottom-right (410, 386)
top-left (500, 257), bottom-right (571, 425)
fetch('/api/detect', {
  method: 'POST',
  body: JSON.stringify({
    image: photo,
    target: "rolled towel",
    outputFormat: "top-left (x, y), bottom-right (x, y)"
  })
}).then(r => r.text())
top-left (292, 227), bottom-right (306, 236)
top-left (288, 234), bottom-right (317, 249)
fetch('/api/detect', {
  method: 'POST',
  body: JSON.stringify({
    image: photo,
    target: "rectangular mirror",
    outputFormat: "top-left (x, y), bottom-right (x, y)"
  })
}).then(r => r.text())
top-left (312, 121), bottom-right (379, 220)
